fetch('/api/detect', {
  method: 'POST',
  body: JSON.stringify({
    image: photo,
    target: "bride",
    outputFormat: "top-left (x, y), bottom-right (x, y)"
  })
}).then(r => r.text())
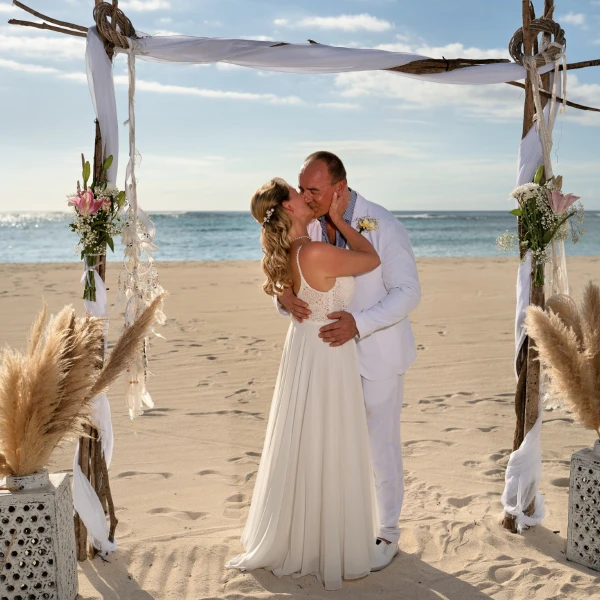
top-left (226, 177), bottom-right (380, 591)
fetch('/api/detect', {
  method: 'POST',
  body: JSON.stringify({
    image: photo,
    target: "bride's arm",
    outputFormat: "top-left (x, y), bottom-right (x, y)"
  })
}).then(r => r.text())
top-left (308, 191), bottom-right (380, 279)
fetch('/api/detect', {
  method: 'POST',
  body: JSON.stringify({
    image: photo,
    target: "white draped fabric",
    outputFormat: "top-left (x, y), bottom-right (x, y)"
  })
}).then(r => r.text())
top-left (82, 26), bottom-right (564, 547)
top-left (501, 75), bottom-right (563, 531)
top-left (72, 265), bottom-right (116, 554)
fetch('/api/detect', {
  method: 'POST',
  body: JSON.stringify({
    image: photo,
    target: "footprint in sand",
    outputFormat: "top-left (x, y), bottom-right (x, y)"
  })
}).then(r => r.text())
top-left (478, 426), bottom-right (500, 433)
top-left (489, 449), bottom-right (512, 466)
top-left (483, 468), bottom-right (505, 479)
top-left (227, 451), bottom-right (261, 464)
top-left (550, 477), bottom-right (570, 488)
top-left (186, 409), bottom-right (264, 420)
top-left (197, 469), bottom-right (256, 486)
top-left (417, 344), bottom-right (427, 351)
top-left (149, 507), bottom-right (208, 521)
top-left (143, 407), bottom-right (174, 418)
top-left (224, 492), bottom-right (251, 519)
top-left (197, 469), bottom-right (240, 485)
top-left (403, 439), bottom-right (454, 456)
top-left (118, 471), bottom-right (173, 480)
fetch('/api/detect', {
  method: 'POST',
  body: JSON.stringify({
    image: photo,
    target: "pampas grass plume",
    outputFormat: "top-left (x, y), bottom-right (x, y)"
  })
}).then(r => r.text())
top-left (0, 294), bottom-right (165, 477)
top-left (525, 282), bottom-right (600, 438)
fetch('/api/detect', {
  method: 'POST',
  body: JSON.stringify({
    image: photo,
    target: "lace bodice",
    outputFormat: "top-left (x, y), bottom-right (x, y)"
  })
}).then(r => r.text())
top-left (295, 245), bottom-right (355, 323)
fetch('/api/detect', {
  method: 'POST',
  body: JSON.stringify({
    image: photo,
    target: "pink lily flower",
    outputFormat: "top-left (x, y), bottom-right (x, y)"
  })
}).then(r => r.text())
top-left (547, 189), bottom-right (580, 215)
top-left (100, 197), bottom-right (112, 211)
top-left (68, 189), bottom-right (104, 216)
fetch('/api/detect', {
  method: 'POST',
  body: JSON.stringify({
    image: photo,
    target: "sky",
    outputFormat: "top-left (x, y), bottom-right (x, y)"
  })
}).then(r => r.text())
top-left (1, 0), bottom-right (599, 212)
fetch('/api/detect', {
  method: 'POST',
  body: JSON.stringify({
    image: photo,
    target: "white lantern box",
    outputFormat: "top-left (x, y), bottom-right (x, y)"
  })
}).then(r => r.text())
top-left (0, 470), bottom-right (77, 600)
top-left (567, 440), bottom-right (600, 572)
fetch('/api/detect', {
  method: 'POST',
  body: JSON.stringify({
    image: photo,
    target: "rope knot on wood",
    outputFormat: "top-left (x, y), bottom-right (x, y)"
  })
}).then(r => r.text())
top-left (94, 1), bottom-right (136, 54)
top-left (509, 18), bottom-right (566, 67)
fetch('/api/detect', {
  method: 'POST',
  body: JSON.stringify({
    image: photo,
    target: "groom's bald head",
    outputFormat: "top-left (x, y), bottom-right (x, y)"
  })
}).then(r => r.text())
top-left (303, 151), bottom-right (347, 185)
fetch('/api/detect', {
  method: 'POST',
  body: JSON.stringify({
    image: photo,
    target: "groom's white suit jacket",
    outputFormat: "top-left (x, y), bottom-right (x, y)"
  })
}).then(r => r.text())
top-left (280, 192), bottom-right (421, 381)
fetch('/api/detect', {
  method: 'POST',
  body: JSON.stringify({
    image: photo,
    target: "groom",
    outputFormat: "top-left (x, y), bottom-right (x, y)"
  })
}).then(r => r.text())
top-left (277, 151), bottom-right (421, 571)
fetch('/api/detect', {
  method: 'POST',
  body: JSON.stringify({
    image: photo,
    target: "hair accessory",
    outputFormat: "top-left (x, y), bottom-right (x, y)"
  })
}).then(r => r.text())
top-left (262, 207), bottom-right (275, 226)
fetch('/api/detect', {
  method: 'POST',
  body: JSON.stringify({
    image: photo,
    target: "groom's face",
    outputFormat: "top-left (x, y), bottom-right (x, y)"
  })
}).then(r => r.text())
top-left (298, 160), bottom-right (341, 219)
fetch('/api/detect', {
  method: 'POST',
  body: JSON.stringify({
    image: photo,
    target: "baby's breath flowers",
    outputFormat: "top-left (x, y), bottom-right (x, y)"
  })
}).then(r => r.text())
top-left (68, 155), bottom-right (127, 301)
top-left (498, 166), bottom-right (585, 287)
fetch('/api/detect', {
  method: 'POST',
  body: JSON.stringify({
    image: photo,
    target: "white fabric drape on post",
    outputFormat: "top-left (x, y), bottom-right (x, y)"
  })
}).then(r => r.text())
top-left (501, 75), bottom-right (563, 531)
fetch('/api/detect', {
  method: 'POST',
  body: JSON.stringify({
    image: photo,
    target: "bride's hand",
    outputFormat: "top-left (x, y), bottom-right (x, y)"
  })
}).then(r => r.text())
top-left (329, 188), bottom-right (350, 223)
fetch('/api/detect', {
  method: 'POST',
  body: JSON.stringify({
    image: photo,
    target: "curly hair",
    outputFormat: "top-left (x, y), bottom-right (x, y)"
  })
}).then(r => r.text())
top-left (250, 178), bottom-right (294, 296)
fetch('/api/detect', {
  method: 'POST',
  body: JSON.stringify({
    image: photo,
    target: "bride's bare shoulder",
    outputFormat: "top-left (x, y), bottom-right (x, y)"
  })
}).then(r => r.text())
top-left (300, 242), bottom-right (338, 261)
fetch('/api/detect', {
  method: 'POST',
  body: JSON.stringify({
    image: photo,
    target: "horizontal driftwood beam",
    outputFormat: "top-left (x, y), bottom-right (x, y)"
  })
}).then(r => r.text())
top-left (385, 57), bottom-right (510, 75)
top-left (12, 0), bottom-right (88, 32)
top-left (506, 80), bottom-right (600, 112)
top-left (8, 19), bottom-right (87, 37)
top-left (562, 58), bottom-right (600, 71)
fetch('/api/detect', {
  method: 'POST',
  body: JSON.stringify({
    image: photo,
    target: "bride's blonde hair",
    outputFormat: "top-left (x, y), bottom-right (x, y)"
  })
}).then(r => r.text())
top-left (250, 178), bottom-right (293, 296)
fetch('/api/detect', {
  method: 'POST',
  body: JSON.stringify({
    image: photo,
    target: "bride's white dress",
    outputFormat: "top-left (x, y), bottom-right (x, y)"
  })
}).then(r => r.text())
top-left (226, 247), bottom-right (377, 591)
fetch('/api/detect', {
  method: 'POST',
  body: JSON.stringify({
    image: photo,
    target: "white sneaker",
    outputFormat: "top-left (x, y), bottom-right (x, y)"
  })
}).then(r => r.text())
top-left (370, 538), bottom-right (399, 572)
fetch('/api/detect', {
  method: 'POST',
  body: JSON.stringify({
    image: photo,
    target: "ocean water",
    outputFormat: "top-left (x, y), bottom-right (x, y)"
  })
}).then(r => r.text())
top-left (1, 211), bottom-right (599, 263)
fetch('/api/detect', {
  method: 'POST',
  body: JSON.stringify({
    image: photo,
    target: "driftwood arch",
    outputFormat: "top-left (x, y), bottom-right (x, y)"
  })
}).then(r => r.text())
top-left (7, 0), bottom-right (600, 559)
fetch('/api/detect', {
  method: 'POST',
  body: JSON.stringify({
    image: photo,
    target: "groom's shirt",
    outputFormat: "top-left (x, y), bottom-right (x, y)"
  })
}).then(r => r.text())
top-left (318, 189), bottom-right (357, 248)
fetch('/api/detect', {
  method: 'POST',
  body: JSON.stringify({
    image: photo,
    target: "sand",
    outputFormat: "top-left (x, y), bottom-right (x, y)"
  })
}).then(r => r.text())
top-left (1, 257), bottom-right (600, 599)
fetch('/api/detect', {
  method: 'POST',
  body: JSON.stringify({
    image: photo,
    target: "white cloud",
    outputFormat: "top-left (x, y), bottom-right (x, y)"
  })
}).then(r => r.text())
top-left (240, 35), bottom-right (275, 42)
top-left (0, 57), bottom-right (59, 75)
top-left (317, 102), bottom-right (361, 110)
top-left (112, 76), bottom-right (304, 105)
top-left (558, 12), bottom-right (586, 26)
top-left (295, 139), bottom-right (430, 159)
top-left (140, 154), bottom-right (224, 170)
top-left (376, 41), bottom-right (510, 60)
top-left (0, 33), bottom-right (85, 61)
top-left (0, 57), bottom-right (304, 106)
top-left (119, 0), bottom-right (170, 11)
top-left (333, 66), bottom-right (600, 126)
top-left (157, 17), bottom-right (172, 24)
top-left (153, 30), bottom-right (183, 36)
top-left (216, 62), bottom-right (245, 71)
top-left (0, 3), bottom-right (19, 13)
top-left (275, 14), bottom-right (393, 32)
top-left (334, 70), bottom-right (523, 121)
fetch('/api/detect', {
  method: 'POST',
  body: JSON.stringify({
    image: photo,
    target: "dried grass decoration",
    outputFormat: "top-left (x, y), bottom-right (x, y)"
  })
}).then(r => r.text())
top-left (0, 294), bottom-right (165, 477)
top-left (525, 282), bottom-right (600, 437)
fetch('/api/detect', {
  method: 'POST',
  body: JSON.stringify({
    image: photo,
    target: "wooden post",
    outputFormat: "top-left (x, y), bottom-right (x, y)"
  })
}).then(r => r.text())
top-left (503, 0), bottom-right (539, 533)
top-left (74, 0), bottom-right (118, 560)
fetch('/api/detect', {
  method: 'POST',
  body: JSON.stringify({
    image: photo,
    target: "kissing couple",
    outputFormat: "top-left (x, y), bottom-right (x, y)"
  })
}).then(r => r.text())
top-left (226, 151), bottom-right (421, 590)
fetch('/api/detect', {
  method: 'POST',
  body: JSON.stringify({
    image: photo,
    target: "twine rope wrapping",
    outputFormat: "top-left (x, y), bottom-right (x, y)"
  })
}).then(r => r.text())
top-left (93, 0), bottom-right (135, 54)
top-left (510, 18), bottom-right (567, 180)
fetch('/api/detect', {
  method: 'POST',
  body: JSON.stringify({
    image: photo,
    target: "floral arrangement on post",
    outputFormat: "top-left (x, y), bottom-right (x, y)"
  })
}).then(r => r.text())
top-left (68, 154), bottom-right (126, 302)
top-left (496, 166), bottom-right (584, 287)
top-left (524, 283), bottom-right (600, 439)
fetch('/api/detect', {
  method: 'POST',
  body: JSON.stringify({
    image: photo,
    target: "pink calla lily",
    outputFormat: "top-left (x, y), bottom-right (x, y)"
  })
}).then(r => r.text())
top-left (68, 189), bottom-right (104, 216)
top-left (547, 189), bottom-right (580, 215)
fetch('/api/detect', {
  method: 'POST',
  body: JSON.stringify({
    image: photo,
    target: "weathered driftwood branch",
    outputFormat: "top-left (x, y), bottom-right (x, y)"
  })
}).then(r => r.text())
top-left (11, 0), bottom-right (88, 31)
top-left (503, 0), bottom-right (538, 534)
top-left (506, 81), bottom-right (600, 112)
top-left (384, 57), bottom-right (510, 75)
top-left (7, 19), bottom-right (87, 38)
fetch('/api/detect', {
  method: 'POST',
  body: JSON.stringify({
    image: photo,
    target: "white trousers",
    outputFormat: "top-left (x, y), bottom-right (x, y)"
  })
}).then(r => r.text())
top-left (361, 375), bottom-right (404, 545)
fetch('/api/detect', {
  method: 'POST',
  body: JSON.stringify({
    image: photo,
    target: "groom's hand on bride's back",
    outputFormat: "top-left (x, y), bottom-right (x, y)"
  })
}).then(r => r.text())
top-left (279, 287), bottom-right (311, 322)
top-left (319, 311), bottom-right (358, 347)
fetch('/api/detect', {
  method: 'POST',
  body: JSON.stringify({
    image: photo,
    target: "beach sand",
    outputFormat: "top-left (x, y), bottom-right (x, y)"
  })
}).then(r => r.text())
top-left (1, 257), bottom-right (600, 599)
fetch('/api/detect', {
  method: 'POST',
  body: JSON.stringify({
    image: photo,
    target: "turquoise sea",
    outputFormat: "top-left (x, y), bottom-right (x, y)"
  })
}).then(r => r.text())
top-left (1, 211), bottom-right (599, 263)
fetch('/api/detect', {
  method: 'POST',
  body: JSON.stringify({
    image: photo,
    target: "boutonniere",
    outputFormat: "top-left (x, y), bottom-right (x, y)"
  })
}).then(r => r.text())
top-left (356, 216), bottom-right (378, 233)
